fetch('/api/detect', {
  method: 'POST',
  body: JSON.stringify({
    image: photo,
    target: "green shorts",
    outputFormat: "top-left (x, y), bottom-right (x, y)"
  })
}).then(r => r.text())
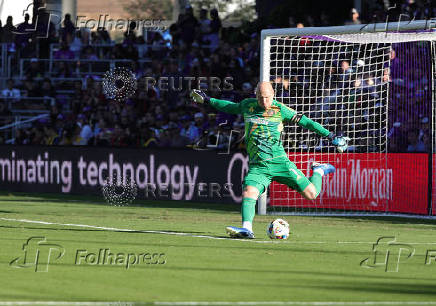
top-left (243, 159), bottom-right (311, 194)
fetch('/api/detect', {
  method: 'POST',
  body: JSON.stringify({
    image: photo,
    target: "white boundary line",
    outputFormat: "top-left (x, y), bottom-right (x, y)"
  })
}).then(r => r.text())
top-left (1, 217), bottom-right (436, 245)
top-left (0, 217), bottom-right (277, 244)
top-left (1, 301), bottom-right (436, 305)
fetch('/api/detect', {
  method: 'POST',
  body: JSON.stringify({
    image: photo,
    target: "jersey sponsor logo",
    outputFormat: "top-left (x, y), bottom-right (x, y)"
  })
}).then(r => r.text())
top-left (245, 116), bottom-right (269, 125)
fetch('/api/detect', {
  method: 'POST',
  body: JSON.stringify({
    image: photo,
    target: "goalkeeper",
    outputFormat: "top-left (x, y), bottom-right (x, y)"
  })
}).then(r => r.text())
top-left (190, 82), bottom-right (349, 239)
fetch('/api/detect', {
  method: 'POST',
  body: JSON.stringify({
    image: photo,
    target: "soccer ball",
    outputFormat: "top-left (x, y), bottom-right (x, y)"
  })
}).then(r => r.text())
top-left (267, 219), bottom-right (290, 239)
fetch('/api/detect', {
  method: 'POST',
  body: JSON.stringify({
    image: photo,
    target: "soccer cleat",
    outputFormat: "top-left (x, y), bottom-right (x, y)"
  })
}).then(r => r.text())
top-left (226, 226), bottom-right (255, 239)
top-left (311, 162), bottom-right (336, 175)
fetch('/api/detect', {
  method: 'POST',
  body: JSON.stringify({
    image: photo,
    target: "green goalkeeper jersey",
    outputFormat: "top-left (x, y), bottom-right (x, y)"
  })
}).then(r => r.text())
top-left (209, 97), bottom-right (330, 166)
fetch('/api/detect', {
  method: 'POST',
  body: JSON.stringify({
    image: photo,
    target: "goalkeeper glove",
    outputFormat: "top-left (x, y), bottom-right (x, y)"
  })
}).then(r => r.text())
top-left (190, 89), bottom-right (210, 104)
top-left (328, 133), bottom-right (350, 153)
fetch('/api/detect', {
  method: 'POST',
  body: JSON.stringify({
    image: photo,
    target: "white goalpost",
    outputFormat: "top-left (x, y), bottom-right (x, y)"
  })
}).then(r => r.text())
top-left (258, 20), bottom-right (436, 217)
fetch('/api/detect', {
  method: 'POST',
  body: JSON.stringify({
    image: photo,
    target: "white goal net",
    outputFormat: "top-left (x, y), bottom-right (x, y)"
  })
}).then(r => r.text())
top-left (259, 20), bottom-right (436, 216)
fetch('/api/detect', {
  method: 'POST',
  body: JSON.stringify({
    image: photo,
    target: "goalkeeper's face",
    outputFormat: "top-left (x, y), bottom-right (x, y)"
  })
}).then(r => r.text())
top-left (256, 82), bottom-right (274, 110)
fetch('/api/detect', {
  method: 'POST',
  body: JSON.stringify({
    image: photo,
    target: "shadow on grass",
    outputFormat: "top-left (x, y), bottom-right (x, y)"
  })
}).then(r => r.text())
top-left (326, 215), bottom-right (436, 226)
top-left (286, 281), bottom-right (436, 296)
top-left (2, 191), bottom-right (435, 225)
top-left (146, 265), bottom-right (436, 283)
top-left (3, 261), bottom-right (435, 284)
top-left (0, 190), bottom-right (239, 213)
top-left (0, 224), bottom-right (206, 234)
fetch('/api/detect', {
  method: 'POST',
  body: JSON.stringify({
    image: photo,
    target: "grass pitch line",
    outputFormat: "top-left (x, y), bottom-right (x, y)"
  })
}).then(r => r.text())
top-left (0, 217), bottom-right (281, 244)
top-left (2, 217), bottom-right (435, 245)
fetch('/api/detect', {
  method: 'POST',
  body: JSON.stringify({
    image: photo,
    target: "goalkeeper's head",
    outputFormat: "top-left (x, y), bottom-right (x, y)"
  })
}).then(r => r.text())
top-left (255, 81), bottom-right (274, 110)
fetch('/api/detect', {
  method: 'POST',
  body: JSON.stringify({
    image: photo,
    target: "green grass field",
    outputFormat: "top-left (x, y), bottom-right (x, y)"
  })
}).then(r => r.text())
top-left (0, 192), bottom-right (436, 305)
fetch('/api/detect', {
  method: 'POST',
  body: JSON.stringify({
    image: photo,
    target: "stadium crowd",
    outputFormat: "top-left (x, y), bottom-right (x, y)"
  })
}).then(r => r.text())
top-left (0, 0), bottom-right (434, 153)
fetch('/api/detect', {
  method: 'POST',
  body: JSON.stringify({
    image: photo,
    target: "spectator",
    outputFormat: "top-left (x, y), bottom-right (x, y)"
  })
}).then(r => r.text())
top-left (2, 79), bottom-right (21, 100)
top-left (15, 14), bottom-right (32, 48)
top-left (198, 9), bottom-right (211, 44)
top-left (54, 41), bottom-right (75, 60)
top-left (95, 119), bottom-right (113, 146)
top-left (72, 124), bottom-right (85, 145)
top-left (406, 130), bottom-right (427, 152)
top-left (169, 123), bottom-right (189, 148)
top-left (141, 126), bottom-right (158, 148)
top-left (124, 44), bottom-right (138, 61)
top-left (0, 99), bottom-right (12, 116)
top-left (178, 6), bottom-right (199, 47)
top-left (123, 21), bottom-right (137, 45)
top-left (25, 58), bottom-right (44, 78)
top-left (70, 31), bottom-right (83, 58)
top-left (53, 61), bottom-right (74, 78)
top-left (345, 8), bottom-right (361, 25)
top-left (40, 78), bottom-right (55, 98)
top-left (30, 127), bottom-right (45, 145)
top-left (241, 82), bottom-right (254, 99)
top-left (97, 27), bottom-right (111, 43)
top-left (44, 125), bottom-right (60, 145)
top-left (194, 112), bottom-right (204, 135)
top-left (157, 127), bottom-right (172, 147)
top-left (14, 129), bottom-right (29, 145)
top-left (111, 44), bottom-right (126, 59)
top-left (60, 14), bottom-right (76, 43)
top-left (81, 46), bottom-right (98, 60)
top-left (21, 78), bottom-right (40, 97)
top-left (77, 114), bottom-right (93, 145)
top-left (2, 16), bottom-right (16, 43)
top-left (180, 115), bottom-right (200, 143)
top-left (79, 27), bottom-right (91, 45)
top-left (207, 8), bottom-right (222, 48)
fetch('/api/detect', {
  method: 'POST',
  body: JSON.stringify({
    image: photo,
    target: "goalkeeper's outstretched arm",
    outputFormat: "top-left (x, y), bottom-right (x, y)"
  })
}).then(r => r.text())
top-left (297, 115), bottom-right (331, 137)
top-left (190, 89), bottom-right (242, 114)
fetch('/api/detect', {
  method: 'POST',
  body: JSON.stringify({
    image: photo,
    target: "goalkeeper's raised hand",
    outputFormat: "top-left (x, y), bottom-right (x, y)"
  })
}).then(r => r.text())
top-left (328, 133), bottom-right (350, 153)
top-left (190, 89), bottom-right (210, 104)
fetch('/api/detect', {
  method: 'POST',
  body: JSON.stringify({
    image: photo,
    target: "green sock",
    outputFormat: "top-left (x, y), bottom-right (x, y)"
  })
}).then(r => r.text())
top-left (241, 197), bottom-right (257, 223)
top-left (309, 172), bottom-right (323, 198)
